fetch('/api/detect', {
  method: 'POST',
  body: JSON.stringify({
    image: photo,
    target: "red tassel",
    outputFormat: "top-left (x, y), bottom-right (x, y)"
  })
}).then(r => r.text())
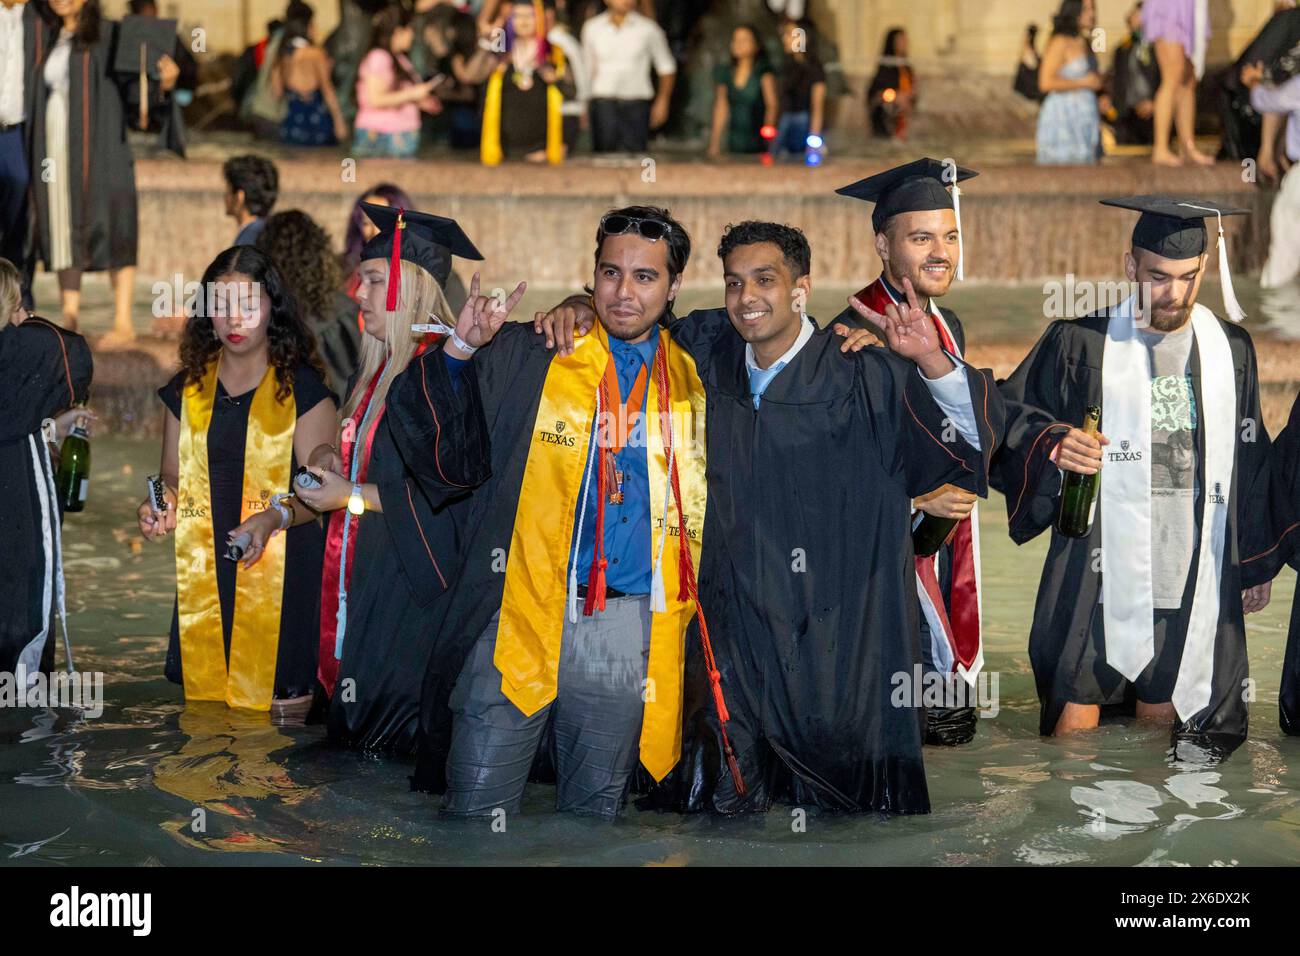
top-left (709, 670), bottom-right (730, 723)
top-left (725, 746), bottom-right (748, 797)
top-left (385, 208), bottom-right (405, 312)
top-left (584, 400), bottom-right (609, 616)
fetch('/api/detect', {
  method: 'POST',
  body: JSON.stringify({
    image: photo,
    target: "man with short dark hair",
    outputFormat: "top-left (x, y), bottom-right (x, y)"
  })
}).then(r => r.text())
top-left (222, 155), bottom-right (279, 246)
top-left (388, 205), bottom-right (712, 819)
top-left (995, 196), bottom-right (1274, 756)
top-left (538, 219), bottom-right (1004, 813)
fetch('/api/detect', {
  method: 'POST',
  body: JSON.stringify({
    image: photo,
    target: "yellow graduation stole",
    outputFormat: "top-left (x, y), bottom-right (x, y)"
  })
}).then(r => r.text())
top-left (176, 359), bottom-right (294, 711)
top-left (495, 322), bottom-right (707, 780)
top-left (480, 46), bottom-right (566, 166)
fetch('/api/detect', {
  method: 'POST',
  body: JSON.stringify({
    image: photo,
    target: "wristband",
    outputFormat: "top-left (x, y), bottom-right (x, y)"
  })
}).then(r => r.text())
top-left (450, 330), bottom-right (478, 356)
top-left (269, 493), bottom-right (292, 532)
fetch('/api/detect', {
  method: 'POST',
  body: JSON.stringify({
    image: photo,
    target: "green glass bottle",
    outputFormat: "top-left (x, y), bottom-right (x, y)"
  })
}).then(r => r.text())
top-left (1055, 404), bottom-right (1101, 538)
top-left (54, 418), bottom-right (91, 513)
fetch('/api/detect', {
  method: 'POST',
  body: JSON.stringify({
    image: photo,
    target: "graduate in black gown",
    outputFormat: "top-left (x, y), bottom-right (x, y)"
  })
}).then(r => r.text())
top-left (539, 219), bottom-right (1004, 814)
top-left (993, 197), bottom-right (1275, 757)
top-left (295, 204), bottom-right (484, 754)
top-left (1243, 389), bottom-right (1300, 734)
top-left (830, 158), bottom-right (988, 748)
top-left (0, 309), bottom-right (92, 679)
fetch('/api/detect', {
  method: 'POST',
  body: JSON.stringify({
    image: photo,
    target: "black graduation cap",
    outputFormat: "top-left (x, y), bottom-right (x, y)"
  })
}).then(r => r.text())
top-left (358, 202), bottom-right (483, 308)
top-left (1100, 195), bottom-right (1250, 321)
top-left (112, 15), bottom-right (178, 80)
top-left (836, 158), bottom-right (979, 279)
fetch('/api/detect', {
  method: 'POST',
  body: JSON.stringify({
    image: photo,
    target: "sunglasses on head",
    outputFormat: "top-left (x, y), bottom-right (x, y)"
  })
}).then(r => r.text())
top-left (600, 214), bottom-right (673, 243)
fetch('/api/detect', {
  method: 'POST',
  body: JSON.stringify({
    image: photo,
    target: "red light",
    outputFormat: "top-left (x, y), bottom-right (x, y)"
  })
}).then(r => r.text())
top-left (760, 124), bottom-right (777, 141)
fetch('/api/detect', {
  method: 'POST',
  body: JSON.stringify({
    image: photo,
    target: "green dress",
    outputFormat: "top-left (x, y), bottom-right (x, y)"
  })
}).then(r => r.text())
top-left (714, 61), bottom-right (771, 154)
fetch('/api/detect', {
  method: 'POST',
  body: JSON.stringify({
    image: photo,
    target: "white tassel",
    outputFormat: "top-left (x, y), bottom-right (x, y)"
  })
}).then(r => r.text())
top-left (952, 184), bottom-right (965, 282)
top-left (1216, 225), bottom-right (1246, 323)
top-left (1178, 204), bottom-right (1246, 323)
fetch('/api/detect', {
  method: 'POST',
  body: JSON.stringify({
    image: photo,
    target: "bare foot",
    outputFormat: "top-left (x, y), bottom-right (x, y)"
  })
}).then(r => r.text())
top-left (61, 316), bottom-right (80, 332)
top-left (1184, 147), bottom-right (1216, 167)
top-left (523, 149), bottom-right (548, 163)
top-left (1152, 149), bottom-right (1184, 167)
top-left (96, 327), bottom-right (137, 350)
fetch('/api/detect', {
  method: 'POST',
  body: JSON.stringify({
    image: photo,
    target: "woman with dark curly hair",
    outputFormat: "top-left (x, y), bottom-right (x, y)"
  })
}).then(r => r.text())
top-left (256, 209), bottom-right (362, 396)
top-left (136, 245), bottom-right (337, 722)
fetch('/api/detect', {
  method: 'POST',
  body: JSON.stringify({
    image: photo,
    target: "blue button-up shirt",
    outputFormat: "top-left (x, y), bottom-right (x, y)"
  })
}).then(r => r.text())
top-left (569, 334), bottom-right (658, 595)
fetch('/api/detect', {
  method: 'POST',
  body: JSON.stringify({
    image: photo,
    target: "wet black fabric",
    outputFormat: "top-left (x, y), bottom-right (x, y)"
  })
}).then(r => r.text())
top-left (991, 311), bottom-right (1272, 753)
top-left (836, 298), bottom-right (982, 749)
top-left (324, 402), bottom-right (468, 754)
top-left (641, 310), bottom-right (1003, 814)
top-left (1251, 389), bottom-right (1300, 734)
top-left (0, 318), bottom-right (92, 675)
top-left (158, 364), bottom-right (335, 700)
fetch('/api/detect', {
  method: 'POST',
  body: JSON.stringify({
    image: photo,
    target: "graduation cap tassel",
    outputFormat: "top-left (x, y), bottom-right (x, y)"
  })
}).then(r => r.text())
top-left (657, 352), bottom-right (747, 797)
top-left (1215, 218), bottom-right (1246, 324)
top-left (1176, 203), bottom-right (1246, 323)
top-left (386, 209), bottom-right (406, 312)
top-left (952, 183), bottom-right (965, 282)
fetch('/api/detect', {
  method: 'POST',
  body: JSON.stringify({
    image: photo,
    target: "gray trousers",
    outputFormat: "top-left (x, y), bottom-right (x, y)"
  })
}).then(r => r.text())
top-left (443, 596), bottom-right (651, 819)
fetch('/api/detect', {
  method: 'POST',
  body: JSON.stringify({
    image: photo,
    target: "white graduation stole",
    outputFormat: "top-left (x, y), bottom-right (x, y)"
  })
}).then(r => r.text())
top-left (1099, 297), bottom-right (1235, 720)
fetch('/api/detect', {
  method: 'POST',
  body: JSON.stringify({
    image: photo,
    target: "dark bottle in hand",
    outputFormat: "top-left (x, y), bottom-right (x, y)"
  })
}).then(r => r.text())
top-left (54, 418), bottom-right (92, 513)
top-left (1055, 404), bottom-right (1101, 538)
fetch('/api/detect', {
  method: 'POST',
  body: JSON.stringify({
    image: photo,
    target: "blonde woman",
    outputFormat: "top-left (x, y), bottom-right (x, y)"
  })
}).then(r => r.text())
top-left (291, 203), bottom-right (492, 754)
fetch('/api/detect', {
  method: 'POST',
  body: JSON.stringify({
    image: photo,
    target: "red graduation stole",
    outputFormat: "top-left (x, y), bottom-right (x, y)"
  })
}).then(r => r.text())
top-left (854, 277), bottom-right (983, 675)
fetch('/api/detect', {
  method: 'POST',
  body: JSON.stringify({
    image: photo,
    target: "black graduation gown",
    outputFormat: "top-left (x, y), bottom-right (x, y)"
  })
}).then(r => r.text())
top-left (384, 325), bottom-right (565, 792)
top-left (833, 293), bottom-right (981, 746)
top-left (645, 310), bottom-right (1003, 814)
top-left (323, 389), bottom-right (470, 755)
top-left (0, 318), bottom-right (93, 675)
top-left (991, 311), bottom-right (1272, 753)
top-left (28, 18), bottom-right (178, 274)
top-left (1248, 389), bottom-right (1300, 733)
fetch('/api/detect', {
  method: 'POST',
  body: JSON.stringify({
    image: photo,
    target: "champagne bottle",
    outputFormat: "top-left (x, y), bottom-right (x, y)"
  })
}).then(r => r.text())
top-left (912, 509), bottom-right (958, 558)
top-left (54, 417), bottom-right (91, 513)
top-left (1055, 404), bottom-right (1101, 538)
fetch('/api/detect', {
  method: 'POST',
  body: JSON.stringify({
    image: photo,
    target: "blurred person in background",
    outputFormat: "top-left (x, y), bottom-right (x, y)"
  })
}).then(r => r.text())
top-left (867, 27), bottom-right (914, 140)
top-left (28, 0), bottom-right (180, 343)
top-left (353, 3), bottom-right (442, 157)
top-left (1143, 0), bottom-right (1216, 165)
top-left (581, 0), bottom-right (676, 152)
top-left (270, 0), bottom-right (349, 146)
top-left (1101, 2), bottom-right (1160, 146)
top-left (770, 16), bottom-right (824, 160)
top-left (1036, 0), bottom-right (1102, 165)
top-left (480, 0), bottom-right (576, 164)
top-left (707, 23), bottom-right (777, 158)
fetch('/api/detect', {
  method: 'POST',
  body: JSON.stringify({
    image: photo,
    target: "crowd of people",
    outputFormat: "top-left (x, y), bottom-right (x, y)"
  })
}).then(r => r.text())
top-left (3, 144), bottom-right (1300, 816)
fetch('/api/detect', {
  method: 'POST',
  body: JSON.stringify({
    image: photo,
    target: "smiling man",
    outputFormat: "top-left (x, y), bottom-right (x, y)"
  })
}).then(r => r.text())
top-left (538, 220), bottom-right (1004, 813)
top-left (994, 196), bottom-right (1275, 757)
top-left (831, 158), bottom-right (988, 749)
top-left (386, 205), bottom-right (711, 820)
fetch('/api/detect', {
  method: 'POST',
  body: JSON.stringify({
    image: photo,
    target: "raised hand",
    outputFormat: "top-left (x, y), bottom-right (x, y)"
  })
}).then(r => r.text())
top-left (452, 272), bottom-right (528, 354)
top-left (875, 278), bottom-right (950, 377)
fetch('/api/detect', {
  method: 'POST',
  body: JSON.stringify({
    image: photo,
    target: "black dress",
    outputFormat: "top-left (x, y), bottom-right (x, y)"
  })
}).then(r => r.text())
top-left (0, 318), bottom-right (93, 676)
top-left (157, 363), bottom-right (335, 700)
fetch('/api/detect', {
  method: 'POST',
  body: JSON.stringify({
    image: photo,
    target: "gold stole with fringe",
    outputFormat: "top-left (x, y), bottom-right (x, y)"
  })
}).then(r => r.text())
top-left (480, 46), bottom-right (567, 166)
top-left (494, 322), bottom-right (706, 780)
top-left (176, 360), bottom-right (294, 711)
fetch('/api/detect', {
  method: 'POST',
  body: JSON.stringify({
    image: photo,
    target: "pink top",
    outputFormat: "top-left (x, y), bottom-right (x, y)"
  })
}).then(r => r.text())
top-left (353, 49), bottom-right (421, 134)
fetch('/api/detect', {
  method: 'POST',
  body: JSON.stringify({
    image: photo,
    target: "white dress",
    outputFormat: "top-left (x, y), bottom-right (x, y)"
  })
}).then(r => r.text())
top-left (43, 31), bottom-right (73, 272)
